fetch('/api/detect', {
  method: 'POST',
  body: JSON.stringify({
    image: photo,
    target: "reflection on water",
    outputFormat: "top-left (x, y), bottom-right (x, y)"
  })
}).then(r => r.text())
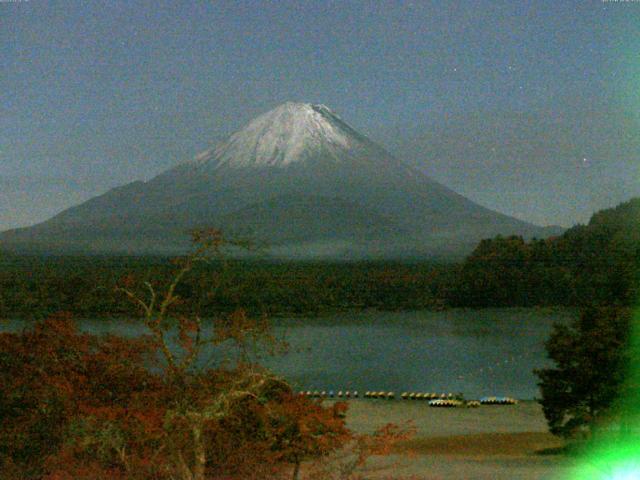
top-left (2, 308), bottom-right (574, 400)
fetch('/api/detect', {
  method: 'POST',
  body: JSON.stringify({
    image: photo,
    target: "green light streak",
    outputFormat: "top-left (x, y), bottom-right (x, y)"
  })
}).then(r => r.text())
top-left (564, 309), bottom-right (640, 480)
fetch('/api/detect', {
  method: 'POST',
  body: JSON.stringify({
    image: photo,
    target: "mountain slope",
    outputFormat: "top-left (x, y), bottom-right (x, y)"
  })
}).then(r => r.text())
top-left (0, 102), bottom-right (560, 258)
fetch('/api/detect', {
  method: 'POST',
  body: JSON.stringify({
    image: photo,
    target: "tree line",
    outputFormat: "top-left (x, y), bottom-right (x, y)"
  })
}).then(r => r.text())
top-left (449, 198), bottom-right (639, 308)
top-left (0, 199), bottom-right (637, 321)
top-left (0, 257), bottom-right (453, 320)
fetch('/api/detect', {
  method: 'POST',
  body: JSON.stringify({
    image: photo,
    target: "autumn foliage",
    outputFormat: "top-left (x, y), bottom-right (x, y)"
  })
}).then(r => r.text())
top-left (0, 230), bottom-right (409, 479)
top-left (0, 312), bottom-right (356, 479)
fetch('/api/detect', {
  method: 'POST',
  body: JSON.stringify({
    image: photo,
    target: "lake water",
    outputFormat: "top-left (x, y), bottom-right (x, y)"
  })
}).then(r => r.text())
top-left (2, 308), bottom-right (574, 400)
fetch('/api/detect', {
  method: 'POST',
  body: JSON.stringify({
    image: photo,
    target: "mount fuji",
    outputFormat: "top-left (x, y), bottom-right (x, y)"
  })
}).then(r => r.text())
top-left (0, 102), bottom-right (559, 258)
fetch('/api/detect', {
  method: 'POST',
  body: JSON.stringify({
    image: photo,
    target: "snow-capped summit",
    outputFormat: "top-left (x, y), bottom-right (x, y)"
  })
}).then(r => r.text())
top-left (193, 102), bottom-right (373, 169)
top-left (0, 101), bottom-right (554, 257)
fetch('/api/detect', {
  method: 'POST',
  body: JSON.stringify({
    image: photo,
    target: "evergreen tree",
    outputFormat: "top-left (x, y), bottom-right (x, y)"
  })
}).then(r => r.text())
top-left (535, 306), bottom-right (632, 439)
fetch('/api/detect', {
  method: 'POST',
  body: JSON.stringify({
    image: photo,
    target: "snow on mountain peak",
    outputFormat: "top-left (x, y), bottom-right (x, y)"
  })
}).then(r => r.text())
top-left (193, 102), bottom-right (368, 169)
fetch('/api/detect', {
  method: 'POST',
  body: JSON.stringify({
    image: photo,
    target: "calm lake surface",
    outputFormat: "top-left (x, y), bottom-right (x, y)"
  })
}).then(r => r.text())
top-left (3, 308), bottom-right (574, 400)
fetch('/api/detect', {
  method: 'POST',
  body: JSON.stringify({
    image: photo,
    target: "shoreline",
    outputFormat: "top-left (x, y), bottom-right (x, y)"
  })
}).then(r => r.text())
top-left (335, 399), bottom-right (576, 479)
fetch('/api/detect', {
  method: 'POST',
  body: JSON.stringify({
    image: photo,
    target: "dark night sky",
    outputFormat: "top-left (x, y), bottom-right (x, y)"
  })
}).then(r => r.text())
top-left (2, 0), bottom-right (639, 230)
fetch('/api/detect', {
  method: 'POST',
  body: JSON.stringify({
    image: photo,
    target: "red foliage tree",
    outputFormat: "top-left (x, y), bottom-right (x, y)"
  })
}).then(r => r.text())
top-left (0, 230), bottom-right (412, 479)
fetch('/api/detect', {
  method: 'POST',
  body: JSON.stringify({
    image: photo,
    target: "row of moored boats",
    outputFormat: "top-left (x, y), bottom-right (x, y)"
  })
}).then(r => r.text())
top-left (297, 390), bottom-right (518, 407)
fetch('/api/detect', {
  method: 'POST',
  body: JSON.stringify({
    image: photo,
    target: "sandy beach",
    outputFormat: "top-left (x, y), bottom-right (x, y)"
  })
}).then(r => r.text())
top-left (336, 399), bottom-right (577, 479)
